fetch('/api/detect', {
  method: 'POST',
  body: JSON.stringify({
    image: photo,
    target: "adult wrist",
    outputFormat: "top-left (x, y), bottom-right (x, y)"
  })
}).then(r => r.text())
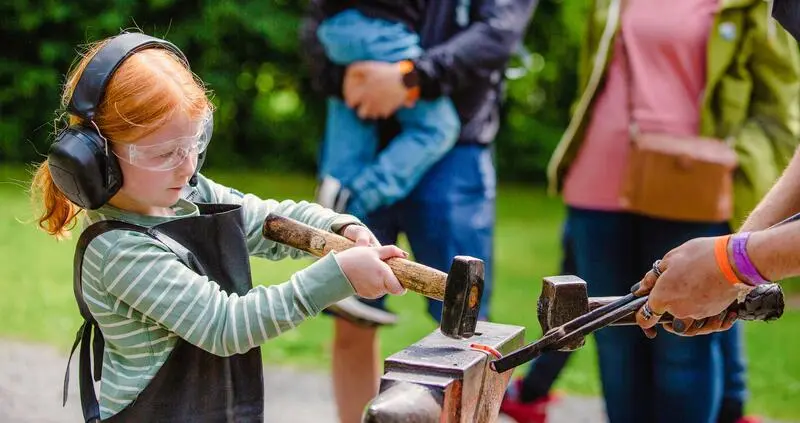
top-left (409, 57), bottom-right (439, 99)
top-left (398, 60), bottom-right (420, 104)
top-left (715, 235), bottom-right (741, 285)
top-left (730, 232), bottom-right (771, 286)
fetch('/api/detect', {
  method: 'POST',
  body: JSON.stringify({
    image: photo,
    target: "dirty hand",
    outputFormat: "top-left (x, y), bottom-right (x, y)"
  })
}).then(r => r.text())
top-left (633, 236), bottom-right (742, 338)
top-left (660, 310), bottom-right (739, 338)
top-left (340, 224), bottom-right (380, 247)
top-left (343, 61), bottom-right (407, 119)
top-left (335, 245), bottom-right (408, 298)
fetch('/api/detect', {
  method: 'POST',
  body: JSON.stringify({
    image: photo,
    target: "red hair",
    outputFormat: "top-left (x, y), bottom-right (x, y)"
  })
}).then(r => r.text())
top-left (31, 35), bottom-right (213, 239)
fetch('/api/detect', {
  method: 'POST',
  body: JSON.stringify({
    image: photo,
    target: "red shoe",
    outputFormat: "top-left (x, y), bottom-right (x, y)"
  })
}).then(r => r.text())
top-left (499, 379), bottom-right (562, 423)
top-left (736, 417), bottom-right (762, 423)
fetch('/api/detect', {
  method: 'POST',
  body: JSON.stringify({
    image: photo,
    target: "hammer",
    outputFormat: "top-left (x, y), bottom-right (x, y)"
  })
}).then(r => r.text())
top-left (490, 275), bottom-right (784, 373)
top-left (261, 214), bottom-right (483, 339)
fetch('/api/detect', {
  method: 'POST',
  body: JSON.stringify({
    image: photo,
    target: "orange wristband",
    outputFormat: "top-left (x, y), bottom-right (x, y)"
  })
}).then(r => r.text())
top-left (714, 235), bottom-right (740, 285)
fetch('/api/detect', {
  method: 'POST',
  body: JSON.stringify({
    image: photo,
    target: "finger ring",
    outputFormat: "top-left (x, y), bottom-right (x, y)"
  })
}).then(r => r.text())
top-left (693, 319), bottom-right (706, 329)
top-left (641, 302), bottom-right (664, 320)
top-left (652, 260), bottom-right (663, 277)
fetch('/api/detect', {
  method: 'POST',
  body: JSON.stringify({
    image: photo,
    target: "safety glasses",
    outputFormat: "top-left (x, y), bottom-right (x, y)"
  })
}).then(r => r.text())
top-left (111, 113), bottom-right (213, 171)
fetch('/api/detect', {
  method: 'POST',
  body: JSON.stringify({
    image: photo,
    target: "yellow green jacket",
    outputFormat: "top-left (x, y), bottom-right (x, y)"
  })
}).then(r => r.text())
top-left (547, 0), bottom-right (800, 228)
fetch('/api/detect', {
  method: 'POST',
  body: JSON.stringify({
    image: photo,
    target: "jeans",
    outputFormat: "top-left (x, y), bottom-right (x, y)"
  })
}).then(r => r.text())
top-left (316, 9), bottom-right (460, 219)
top-left (340, 145), bottom-right (496, 321)
top-left (566, 207), bottom-right (748, 423)
top-left (518, 222), bottom-right (576, 402)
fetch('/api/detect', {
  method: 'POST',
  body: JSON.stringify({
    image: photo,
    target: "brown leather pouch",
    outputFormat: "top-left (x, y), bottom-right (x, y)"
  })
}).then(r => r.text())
top-left (616, 16), bottom-right (737, 223)
top-left (619, 132), bottom-right (737, 222)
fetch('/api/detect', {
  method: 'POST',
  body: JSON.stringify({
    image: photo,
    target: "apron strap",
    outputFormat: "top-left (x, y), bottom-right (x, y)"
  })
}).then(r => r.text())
top-left (79, 321), bottom-right (101, 423)
top-left (65, 220), bottom-right (200, 422)
top-left (63, 322), bottom-right (85, 407)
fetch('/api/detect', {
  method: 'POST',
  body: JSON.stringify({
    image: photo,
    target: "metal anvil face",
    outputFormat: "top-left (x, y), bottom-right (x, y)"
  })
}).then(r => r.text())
top-left (364, 322), bottom-right (525, 423)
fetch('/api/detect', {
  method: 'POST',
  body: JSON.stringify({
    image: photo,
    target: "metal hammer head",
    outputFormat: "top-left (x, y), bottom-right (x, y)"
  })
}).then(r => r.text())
top-left (537, 275), bottom-right (589, 351)
top-left (440, 256), bottom-right (484, 339)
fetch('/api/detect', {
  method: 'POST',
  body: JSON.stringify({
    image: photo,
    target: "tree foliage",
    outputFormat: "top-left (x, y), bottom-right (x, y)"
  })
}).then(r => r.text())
top-left (0, 0), bottom-right (587, 182)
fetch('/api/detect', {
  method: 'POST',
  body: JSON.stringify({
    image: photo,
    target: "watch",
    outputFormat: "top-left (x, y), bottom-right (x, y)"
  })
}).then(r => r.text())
top-left (398, 60), bottom-right (420, 103)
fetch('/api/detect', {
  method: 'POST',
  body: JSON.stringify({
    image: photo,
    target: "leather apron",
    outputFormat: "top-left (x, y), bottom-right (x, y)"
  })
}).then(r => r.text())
top-left (66, 203), bottom-right (265, 422)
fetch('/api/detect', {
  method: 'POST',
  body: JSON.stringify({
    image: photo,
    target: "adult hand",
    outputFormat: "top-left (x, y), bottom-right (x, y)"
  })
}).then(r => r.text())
top-left (660, 310), bottom-right (738, 338)
top-left (344, 61), bottom-right (408, 120)
top-left (633, 236), bottom-right (745, 338)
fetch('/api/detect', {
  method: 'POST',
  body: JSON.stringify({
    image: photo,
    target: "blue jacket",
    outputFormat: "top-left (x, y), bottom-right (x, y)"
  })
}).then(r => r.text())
top-left (301, 0), bottom-right (537, 145)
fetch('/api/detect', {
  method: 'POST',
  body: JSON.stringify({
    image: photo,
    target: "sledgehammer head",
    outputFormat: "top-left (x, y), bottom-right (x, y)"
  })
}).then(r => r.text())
top-left (537, 275), bottom-right (589, 350)
top-left (440, 256), bottom-right (484, 339)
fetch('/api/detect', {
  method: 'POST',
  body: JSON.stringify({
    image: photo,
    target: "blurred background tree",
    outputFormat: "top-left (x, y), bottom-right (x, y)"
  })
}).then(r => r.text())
top-left (0, 0), bottom-right (587, 183)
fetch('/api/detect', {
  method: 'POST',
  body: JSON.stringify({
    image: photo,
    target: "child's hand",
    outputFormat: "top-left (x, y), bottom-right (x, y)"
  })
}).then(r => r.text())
top-left (340, 224), bottom-right (380, 247)
top-left (336, 245), bottom-right (408, 299)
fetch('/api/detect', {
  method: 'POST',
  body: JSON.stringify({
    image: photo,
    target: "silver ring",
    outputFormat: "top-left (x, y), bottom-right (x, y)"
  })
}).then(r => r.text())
top-left (652, 260), bottom-right (663, 277)
top-left (641, 302), bottom-right (663, 320)
top-left (693, 319), bottom-right (706, 329)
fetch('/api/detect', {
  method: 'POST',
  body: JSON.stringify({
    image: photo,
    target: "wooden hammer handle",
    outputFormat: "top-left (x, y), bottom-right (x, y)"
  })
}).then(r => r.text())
top-left (262, 214), bottom-right (447, 300)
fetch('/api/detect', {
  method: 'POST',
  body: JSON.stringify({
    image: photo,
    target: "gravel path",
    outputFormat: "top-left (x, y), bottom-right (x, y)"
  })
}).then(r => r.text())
top-left (0, 338), bottom-right (789, 423)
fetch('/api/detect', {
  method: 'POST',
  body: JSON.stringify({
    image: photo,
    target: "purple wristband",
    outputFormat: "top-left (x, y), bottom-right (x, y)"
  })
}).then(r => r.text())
top-left (731, 232), bottom-right (770, 286)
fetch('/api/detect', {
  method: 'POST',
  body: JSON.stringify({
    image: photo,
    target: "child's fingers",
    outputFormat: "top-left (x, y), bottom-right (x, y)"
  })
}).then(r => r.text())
top-left (352, 229), bottom-right (371, 247)
top-left (375, 245), bottom-right (408, 260)
top-left (380, 263), bottom-right (406, 295)
top-left (368, 234), bottom-right (382, 247)
top-left (344, 79), bottom-right (365, 108)
top-left (357, 103), bottom-right (376, 120)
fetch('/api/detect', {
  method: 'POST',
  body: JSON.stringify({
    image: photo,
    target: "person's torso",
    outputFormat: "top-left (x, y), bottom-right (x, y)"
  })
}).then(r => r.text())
top-left (358, 0), bottom-right (427, 31)
top-left (321, 0), bottom-right (425, 29)
top-left (547, 0), bottom-right (769, 194)
top-left (418, 0), bottom-right (504, 146)
top-left (80, 182), bottom-right (264, 421)
top-left (562, 0), bottom-right (718, 210)
top-left (81, 202), bottom-right (202, 418)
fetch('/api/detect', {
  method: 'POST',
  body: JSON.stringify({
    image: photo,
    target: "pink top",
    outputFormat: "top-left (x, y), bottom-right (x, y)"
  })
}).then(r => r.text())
top-left (562, 0), bottom-right (720, 210)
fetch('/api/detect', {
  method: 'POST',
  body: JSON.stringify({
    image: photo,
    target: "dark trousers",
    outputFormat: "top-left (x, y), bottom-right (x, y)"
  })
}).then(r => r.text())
top-left (519, 208), bottom-right (748, 423)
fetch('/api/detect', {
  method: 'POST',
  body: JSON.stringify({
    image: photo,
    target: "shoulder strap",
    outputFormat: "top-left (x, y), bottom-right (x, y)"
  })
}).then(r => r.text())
top-left (64, 220), bottom-right (201, 423)
top-left (618, 0), bottom-right (639, 137)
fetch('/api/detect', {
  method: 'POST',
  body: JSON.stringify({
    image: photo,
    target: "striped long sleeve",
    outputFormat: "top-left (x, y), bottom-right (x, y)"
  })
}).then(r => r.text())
top-left (90, 233), bottom-right (353, 357)
top-left (81, 174), bottom-right (360, 417)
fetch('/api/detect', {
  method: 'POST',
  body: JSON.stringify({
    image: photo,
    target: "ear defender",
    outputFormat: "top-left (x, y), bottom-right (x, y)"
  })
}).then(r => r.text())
top-left (48, 127), bottom-right (123, 210)
top-left (48, 32), bottom-right (190, 209)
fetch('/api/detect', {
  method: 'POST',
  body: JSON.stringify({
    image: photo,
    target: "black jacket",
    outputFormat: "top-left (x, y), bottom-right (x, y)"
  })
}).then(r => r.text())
top-left (321, 0), bottom-right (426, 32)
top-left (773, 0), bottom-right (800, 42)
top-left (301, 0), bottom-right (538, 145)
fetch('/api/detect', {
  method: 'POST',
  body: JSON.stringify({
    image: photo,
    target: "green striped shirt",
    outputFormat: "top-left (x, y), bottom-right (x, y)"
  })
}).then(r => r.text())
top-left (80, 175), bottom-right (357, 418)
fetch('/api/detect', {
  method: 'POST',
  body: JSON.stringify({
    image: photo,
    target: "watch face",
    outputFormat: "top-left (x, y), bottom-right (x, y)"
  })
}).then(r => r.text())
top-left (402, 69), bottom-right (420, 88)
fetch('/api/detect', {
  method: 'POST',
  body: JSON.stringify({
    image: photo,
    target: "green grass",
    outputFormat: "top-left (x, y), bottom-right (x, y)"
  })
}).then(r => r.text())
top-left (2, 165), bottom-right (799, 420)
